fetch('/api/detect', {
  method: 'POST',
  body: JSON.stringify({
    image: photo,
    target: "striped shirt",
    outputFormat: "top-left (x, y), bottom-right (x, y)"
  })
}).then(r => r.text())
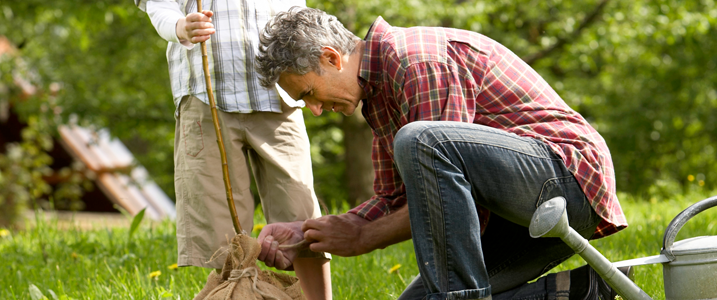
top-left (347, 17), bottom-right (627, 239)
top-left (136, 0), bottom-right (305, 114)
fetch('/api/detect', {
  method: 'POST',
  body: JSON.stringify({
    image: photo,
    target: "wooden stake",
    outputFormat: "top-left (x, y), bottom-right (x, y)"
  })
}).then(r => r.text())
top-left (197, 0), bottom-right (242, 234)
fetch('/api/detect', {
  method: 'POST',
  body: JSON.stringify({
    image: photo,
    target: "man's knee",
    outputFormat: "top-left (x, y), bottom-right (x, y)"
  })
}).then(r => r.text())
top-left (394, 121), bottom-right (435, 154)
top-left (394, 122), bottom-right (436, 175)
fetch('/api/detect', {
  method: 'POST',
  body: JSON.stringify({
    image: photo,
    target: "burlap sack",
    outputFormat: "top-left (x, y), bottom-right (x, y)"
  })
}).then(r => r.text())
top-left (193, 234), bottom-right (306, 300)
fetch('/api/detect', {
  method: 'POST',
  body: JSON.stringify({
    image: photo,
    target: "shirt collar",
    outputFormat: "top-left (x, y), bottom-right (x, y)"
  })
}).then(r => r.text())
top-left (358, 16), bottom-right (391, 98)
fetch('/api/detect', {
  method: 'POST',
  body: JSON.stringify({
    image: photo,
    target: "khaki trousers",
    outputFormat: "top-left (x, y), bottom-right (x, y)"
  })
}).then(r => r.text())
top-left (175, 95), bottom-right (325, 268)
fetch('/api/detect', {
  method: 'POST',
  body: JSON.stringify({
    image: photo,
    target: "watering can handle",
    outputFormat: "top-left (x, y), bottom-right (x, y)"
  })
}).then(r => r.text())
top-left (662, 195), bottom-right (717, 260)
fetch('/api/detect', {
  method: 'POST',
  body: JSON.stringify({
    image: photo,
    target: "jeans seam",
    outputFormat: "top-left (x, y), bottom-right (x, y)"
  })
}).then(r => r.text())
top-left (432, 143), bottom-right (451, 291)
top-left (427, 139), bottom-right (562, 162)
top-left (535, 176), bottom-right (577, 208)
top-left (536, 176), bottom-right (597, 234)
top-left (417, 138), bottom-right (477, 293)
top-left (540, 253), bottom-right (574, 275)
top-left (410, 121), bottom-right (560, 160)
top-left (412, 139), bottom-right (438, 294)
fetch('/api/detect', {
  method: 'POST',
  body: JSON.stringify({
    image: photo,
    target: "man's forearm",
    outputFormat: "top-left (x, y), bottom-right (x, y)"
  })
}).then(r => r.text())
top-left (356, 205), bottom-right (412, 253)
top-left (301, 206), bottom-right (412, 257)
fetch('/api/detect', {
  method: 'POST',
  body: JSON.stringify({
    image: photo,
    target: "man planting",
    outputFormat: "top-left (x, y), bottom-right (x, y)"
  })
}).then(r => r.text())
top-left (256, 7), bottom-right (629, 300)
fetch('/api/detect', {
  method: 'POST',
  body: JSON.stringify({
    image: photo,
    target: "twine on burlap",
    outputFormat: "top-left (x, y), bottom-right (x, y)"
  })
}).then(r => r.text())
top-left (225, 268), bottom-right (280, 300)
top-left (194, 234), bottom-right (305, 300)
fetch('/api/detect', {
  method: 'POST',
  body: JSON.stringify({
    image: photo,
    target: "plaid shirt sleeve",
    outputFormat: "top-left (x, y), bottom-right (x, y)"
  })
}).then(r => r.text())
top-left (348, 134), bottom-right (407, 221)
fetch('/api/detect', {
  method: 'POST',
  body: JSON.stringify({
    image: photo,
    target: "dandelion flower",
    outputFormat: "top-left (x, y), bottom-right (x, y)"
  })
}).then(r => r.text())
top-left (699, 180), bottom-right (705, 186)
top-left (149, 270), bottom-right (162, 279)
top-left (0, 229), bottom-right (9, 238)
top-left (388, 264), bottom-right (402, 274)
top-left (253, 224), bottom-right (265, 233)
top-left (167, 263), bottom-right (178, 270)
top-left (688, 175), bottom-right (695, 181)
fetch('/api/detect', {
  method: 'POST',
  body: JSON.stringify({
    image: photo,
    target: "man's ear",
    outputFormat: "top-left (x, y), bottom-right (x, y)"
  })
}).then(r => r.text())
top-left (320, 46), bottom-right (342, 70)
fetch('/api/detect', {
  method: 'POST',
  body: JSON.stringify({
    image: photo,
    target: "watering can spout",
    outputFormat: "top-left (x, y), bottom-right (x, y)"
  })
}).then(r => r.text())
top-left (529, 197), bottom-right (570, 239)
top-left (530, 197), bottom-right (653, 300)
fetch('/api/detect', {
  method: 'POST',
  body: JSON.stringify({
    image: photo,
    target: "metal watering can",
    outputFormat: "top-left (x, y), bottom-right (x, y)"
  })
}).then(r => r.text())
top-left (529, 196), bottom-right (717, 300)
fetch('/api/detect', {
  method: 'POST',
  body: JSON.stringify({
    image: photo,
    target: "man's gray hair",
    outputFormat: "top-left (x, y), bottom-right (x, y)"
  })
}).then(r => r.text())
top-left (256, 7), bottom-right (359, 88)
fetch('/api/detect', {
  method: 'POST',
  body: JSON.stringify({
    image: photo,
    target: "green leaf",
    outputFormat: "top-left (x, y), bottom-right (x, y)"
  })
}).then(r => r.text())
top-left (128, 207), bottom-right (146, 240)
top-left (158, 287), bottom-right (173, 298)
top-left (47, 289), bottom-right (59, 300)
top-left (28, 284), bottom-right (45, 300)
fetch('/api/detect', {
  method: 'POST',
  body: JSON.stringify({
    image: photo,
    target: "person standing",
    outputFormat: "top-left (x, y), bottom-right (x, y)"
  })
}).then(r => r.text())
top-left (135, 1), bottom-right (331, 299)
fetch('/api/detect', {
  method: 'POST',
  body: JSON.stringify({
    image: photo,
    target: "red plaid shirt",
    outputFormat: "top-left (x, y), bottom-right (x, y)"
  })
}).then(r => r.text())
top-left (347, 17), bottom-right (627, 239)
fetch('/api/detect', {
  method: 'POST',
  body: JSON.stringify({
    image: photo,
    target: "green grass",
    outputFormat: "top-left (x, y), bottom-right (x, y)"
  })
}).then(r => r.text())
top-left (1, 191), bottom-right (716, 299)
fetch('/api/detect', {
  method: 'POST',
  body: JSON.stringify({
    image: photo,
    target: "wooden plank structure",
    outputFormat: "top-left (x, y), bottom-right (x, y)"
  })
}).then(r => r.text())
top-left (1, 35), bottom-right (175, 220)
top-left (57, 125), bottom-right (176, 220)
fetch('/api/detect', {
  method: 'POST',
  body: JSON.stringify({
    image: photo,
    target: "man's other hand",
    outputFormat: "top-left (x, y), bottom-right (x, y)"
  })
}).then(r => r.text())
top-left (176, 10), bottom-right (215, 44)
top-left (302, 213), bottom-right (370, 257)
top-left (257, 220), bottom-right (305, 270)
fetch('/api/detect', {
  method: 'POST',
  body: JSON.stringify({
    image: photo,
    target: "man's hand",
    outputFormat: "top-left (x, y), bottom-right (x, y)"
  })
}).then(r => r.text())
top-left (257, 221), bottom-right (305, 270)
top-left (176, 10), bottom-right (215, 44)
top-left (302, 213), bottom-right (371, 257)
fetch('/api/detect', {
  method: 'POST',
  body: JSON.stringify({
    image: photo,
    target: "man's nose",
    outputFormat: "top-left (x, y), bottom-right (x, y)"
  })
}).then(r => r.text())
top-left (307, 102), bottom-right (322, 116)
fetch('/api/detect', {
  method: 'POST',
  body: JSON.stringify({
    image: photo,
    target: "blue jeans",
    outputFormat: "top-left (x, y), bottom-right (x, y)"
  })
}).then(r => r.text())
top-left (394, 122), bottom-right (601, 300)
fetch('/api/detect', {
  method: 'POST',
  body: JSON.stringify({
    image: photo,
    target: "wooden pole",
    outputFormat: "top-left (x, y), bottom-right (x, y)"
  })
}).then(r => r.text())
top-left (197, 0), bottom-right (243, 234)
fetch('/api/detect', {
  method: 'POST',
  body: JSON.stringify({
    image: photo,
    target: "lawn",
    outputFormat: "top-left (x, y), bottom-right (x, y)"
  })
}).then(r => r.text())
top-left (1, 190), bottom-right (715, 300)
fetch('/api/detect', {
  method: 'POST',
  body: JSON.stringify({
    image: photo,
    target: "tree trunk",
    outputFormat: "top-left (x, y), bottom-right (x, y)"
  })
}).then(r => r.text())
top-left (341, 102), bottom-right (374, 207)
top-left (338, 5), bottom-right (374, 208)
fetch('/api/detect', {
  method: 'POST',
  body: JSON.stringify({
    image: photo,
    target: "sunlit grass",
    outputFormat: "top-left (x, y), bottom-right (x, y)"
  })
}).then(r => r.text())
top-left (1, 191), bottom-right (715, 299)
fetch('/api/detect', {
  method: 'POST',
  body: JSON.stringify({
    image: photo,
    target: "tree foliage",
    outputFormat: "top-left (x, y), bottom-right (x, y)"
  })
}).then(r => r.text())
top-left (307, 0), bottom-right (717, 199)
top-left (0, 113), bottom-right (53, 227)
top-left (1, 1), bottom-right (175, 199)
top-left (0, 0), bottom-right (715, 217)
